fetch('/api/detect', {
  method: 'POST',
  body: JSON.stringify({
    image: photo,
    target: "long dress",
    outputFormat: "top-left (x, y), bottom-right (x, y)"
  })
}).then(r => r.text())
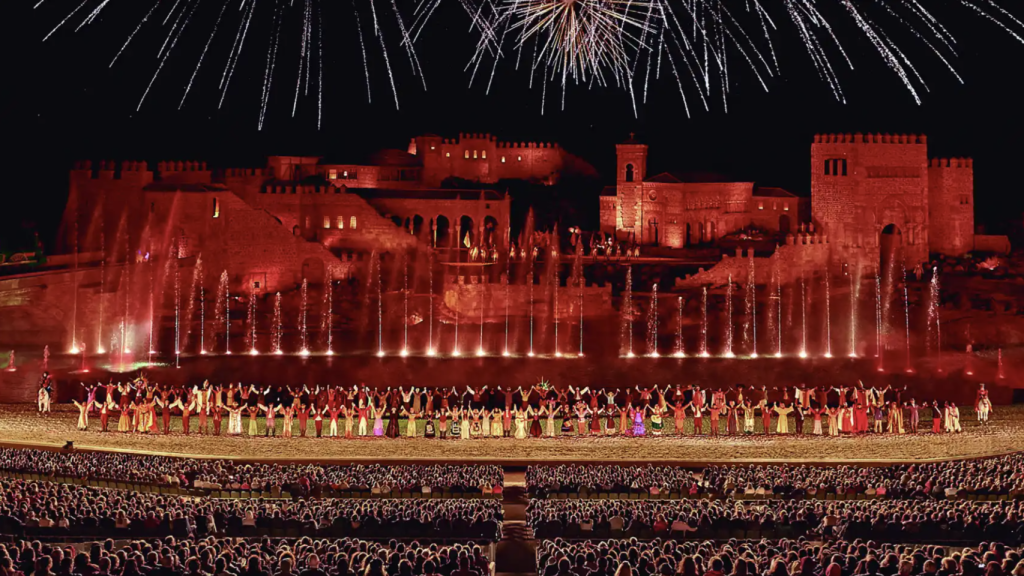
top-left (491, 412), bottom-right (504, 436)
top-left (545, 413), bottom-right (557, 437)
top-left (529, 413), bottom-right (543, 438)
top-left (373, 410), bottom-right (385, 437)
top-left (514, 412), bottom-right (528, 439)
top-left (385, 408), bottom-right (400, 438)
top-left (631, 409), bottom-right (645, 436)
top-left (774, 406), bottom-right (792, 434)
top-left (651, 412), bottom-right (664, 435)
top-left (481, 410), bottom-right (491, 437)
top-left (460, 414), bottom-right (471, 440)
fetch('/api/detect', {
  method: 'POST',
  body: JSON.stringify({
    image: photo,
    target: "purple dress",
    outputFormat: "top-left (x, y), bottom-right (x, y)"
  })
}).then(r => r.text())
top-left (632, 410), bottom-right (645, 436)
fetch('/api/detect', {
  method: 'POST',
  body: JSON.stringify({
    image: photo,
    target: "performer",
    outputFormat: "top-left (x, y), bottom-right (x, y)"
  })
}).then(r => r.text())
top-left (671, 400), bottom-right (690, 435)
top-left (513, 407), bottom-right (528, 439)
top-left (372, 403), bottom-right (385, 437)
top-left (246, 386), bottom-right (260, 436)
top-left (357, 403), bottom-right (370, 437)
top-left (492, 407), bottom-right (505, 437)
top-left (343, 405), bottom-right (355, 439)
top-left (931, 401), bottom-right (942, 433)
top-left (72, 399), bottom-right (90, 430)
top-left (809, 406), bottom-right (824, 435)
top-left (313, 406), bottom-right (324, 438)
top-left (773, 403), bottom-right (793, 434)
top-left (887, 401), bottom-right (904, 434)
top-left (906, 399), bottom-right (920, 433)
top-left (227, 404), bottom-right (244, 435)
top-left (95, 398), bottom-right (113, 432)
top-left (691, 404), bottom-right (703, 435)
top-left (385, 405), bottom-right (401, 439)
top-left (403, 407), bottom-right (421, 437)
top-left (37, 374), bottom-right (53, 413)
top-left (978, 394), bottom-right (993, 424)
top-left (328, 404), bottom-right (342, 438)
top-left (281, 403), bottom-right (295, 438)
top-left (297, 403), bottom-right (311, 437)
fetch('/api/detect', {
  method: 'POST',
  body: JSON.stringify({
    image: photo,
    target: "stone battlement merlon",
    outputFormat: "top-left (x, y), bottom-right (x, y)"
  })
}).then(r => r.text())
top-left (813, 133), bottom-right (928, 145)
top-left (157, 161), bottom-right (209, 172)
top-left (929, 158), bottom-right (974, 169)
top-left (70, 160), bottom-right (151, 177)
top-left (495, 142), bottom-right (561, 149)
top-left (219, 168), bottom-right (269, 178)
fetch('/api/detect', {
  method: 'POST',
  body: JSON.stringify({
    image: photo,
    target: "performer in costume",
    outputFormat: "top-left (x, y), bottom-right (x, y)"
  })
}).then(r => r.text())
top-left (72, 399), bottom-right (90, 430)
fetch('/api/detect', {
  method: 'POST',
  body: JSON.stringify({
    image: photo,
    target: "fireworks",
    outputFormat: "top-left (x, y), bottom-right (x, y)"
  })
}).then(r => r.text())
top-left (33, 0), bottom-right (1024, 119)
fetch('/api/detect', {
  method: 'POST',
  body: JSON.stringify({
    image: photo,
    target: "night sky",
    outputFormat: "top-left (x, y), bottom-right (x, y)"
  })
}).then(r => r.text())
top-left (4, 0), bottom-right (1023, 249)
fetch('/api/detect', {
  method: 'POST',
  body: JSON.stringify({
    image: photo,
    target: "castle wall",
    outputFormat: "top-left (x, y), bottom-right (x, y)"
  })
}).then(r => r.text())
top-left (444, 281), bottom-right (613, 319)
top-left (65, 161), bottom-right (154, 253)
top-left (419, 133), bottom-right (565, 187)
top-left (928, 158), bottom-right (975, 256)
top-left (811, 133), bottom-right (930, 266)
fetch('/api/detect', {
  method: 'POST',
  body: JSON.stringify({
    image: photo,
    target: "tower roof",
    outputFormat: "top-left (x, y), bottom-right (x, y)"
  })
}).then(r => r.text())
top-left (620, 132), bottom-right (643, 145)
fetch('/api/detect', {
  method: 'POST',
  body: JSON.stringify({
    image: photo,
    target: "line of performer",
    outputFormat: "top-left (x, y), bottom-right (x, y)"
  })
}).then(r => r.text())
top-left (57, 373), bottom-right (994, 439)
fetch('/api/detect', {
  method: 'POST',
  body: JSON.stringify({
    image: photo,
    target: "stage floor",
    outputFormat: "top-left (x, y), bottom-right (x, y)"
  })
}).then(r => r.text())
top-left (1, 404), bottom-right (1021, 465)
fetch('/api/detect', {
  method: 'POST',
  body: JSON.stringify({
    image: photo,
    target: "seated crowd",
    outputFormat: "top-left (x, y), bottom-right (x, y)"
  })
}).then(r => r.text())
top-left (0, 537), bottom-right (494, 576)
top-left (0, 480), bottom-right (502, 540)
top-left (526, 456), bottom-right (1024, 499)
top-left (526, 498), bottom-right (1024, 543)
top-left (537, 538), bottom-right (1024, 576)
top-left (0, 449), bottom-right (503, 495)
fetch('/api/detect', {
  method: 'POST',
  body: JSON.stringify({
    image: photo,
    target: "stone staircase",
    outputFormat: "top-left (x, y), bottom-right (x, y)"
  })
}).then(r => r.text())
top-left (495, 475), bottom-right (537, 576)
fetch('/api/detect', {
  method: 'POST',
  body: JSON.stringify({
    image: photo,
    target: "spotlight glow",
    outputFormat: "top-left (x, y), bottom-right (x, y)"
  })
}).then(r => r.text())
top-left (626, 352), bottom-right (636, 358)
top-left (528, 351), bottom-right (535, 357)
top-left (824, 352), bottom-right (833, 358)
top-left (300, 349), bottom-right (310, 357)
top-left (700, 352), bottom-right (710, 358)
top-left (477, 348), bottom-right (486, 357)
top-left (427, 349), bottom-right (437, 357)
top-left (799, 350), bottom-right (808, 359)
top-left (326, 349), bottom-right (334, 356)
top-left (199, 349), bottom-right (207, 355)
top-left (674, 352), bottom-right (684, 358)
top-left (774, 352), bottom-right (782, 358)
top-left (96, 348), bottom-right (106, 354)
top-left (724, 351), bottom-right (735, 358)
top-left (750, 352), bottom-right (758, 359)
top-left (400, 348), bottom-right (408, 357)
top-left (502, 350), bottom-right (510, 357)
top-left (555, 351), bottom-right (563, 358)
top-left (275, 349), bottom-right (283, 355)
top-left (649, 352), bottom-right (660, 358)
top-left (250, 349), bottom-right (259, 356)
top-left (452, 349), bottom-right (461, 357)
top-left (848, 353), bottom-right (857, 358)
top-left (377, 350), bottom-right (386, 358)
top-left (69, 347), bottom-right (80, 354)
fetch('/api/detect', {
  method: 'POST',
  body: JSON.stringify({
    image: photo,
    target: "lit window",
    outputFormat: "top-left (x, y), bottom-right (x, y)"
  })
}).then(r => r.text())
top-left (501, 157), bottom-right (506, 163)
top-left (482, 150), bottom-right (487, 159)
top-left (758, 202), bottom-right (764, 210)
top-left (212, 198), bottom-right (220, 218)
top-left (473, 150), bottom-right (478, 159)
top-left (446, 152), bottom-right (450, 158)
top-left (430, 145), bottom-right (436, 150)
top-left (350, 216), bottom-right (357, 229)
top-left (517, 156), bottom-right (522, 162)
top-left (343, 170), bottom-right (349, 178)
top-left (337, 216), bottom-right (344, 229)
top-left (323, 216), bottom-right (331, 229)
top-left (773, 202), bottom-right (778, 211)
top-left (329, 169), bottom-right (337, 179)
top-left (784, 203), bottom-right (790, 211)
top-left (464, 150), bottom-right (469, 159)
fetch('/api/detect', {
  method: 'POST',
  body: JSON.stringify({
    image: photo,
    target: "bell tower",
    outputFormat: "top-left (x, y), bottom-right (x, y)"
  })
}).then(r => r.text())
top-left (615, 133), bottom-right (647, 237)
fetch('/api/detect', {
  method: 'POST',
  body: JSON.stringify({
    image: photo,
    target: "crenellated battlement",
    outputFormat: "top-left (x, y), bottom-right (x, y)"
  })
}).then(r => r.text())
top-left (157, 160), bottom-right (209, 173)
top-left (495, 141), bottom-right (560, 149)
top-left (221, 167), bottom-right (268, 178)
top-left (929, 157), bottom-right (974, 169)
top-left (813, 133), bottom-right (928, 145)
top-left (70, 160), bottom-right (150, 178)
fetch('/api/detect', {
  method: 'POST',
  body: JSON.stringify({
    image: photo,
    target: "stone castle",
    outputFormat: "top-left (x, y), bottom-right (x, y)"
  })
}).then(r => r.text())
top-left (599, 132), bottom-right (989, 265)
top-left (63, 131), bottom-right (993, 296)
top-left (64, 133), bottom-right (593, 293)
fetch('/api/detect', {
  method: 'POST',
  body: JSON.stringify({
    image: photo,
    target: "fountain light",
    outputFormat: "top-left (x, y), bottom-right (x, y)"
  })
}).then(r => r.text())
top-left (96, 347), bottom-right (106, 354)
top-left (555, 351), bottom-right (563, 358)
top-left (649, 352), bottom-right (659, 358)
top-left (750, 352), bottom-right (758, 359)
top-left (824, 352), bottom-right (833, 358)
top-left (626, 351), bottom-right (636, 358)
top-left (250, 348), bottom-right (259, 356)
top-left (377, 350), bottom-right (386, 358)
top-left (400, 348), bottom-right (409, 358)
top-left (848, 352), bottom-right (857, 358)
top-left (69, 346), bottom-right (80, 354)
top-left (326, 349), bottom-right (334, 356)
top-left (724, 351), bottom-right (735, 358)
top-left (502, 350), bottom-right (510, 357)
top-left (199, 349), bottom-right (207, 355)
top-left (674, 351), bottom-right (685, 358)
top-left (700, 351), bottom-right (710, 358)
top-left (225, 350), bottom-right (232, 355)
top-left (452, 348), bottom-right (462, 357)
top-left (427, 349), bottom-right (437, 357)
top-left (774, 351), bottom-right (782, 358)
top-left (477, 348), bottom-right (486, 357)
top-left (527, 351), bottom-right (535, 357)
top-left (300, 349), bottom-right (310, 357)
top-left (905, 368), bottom-right (914, 373)
top-left (798, 350), bottom-right (808, 359)
top-left (275, 349), bottom-right (283, 356)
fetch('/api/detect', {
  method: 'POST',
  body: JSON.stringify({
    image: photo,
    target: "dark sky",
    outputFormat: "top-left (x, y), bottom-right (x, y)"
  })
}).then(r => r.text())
top-left (4, 0), bottom-right (1023, 247)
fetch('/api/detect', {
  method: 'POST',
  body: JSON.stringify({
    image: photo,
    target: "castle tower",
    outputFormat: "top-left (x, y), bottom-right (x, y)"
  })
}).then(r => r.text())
top-left (810, 133), bottom-right (930, 267)
top-left (928, 158), bottom-right (975, 255)
top-left (615, 134), bottom-right (648, 238)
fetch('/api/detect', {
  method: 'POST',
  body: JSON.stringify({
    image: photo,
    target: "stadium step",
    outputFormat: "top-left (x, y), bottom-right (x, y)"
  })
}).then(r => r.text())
top-left (496, 486), bottom-right (536, 575)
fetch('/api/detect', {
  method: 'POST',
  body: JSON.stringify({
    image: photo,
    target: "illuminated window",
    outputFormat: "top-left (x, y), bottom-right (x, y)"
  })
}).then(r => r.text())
top-left (329, 169), bottom-right (337, 179)
top-left (482, 150), bottom-right (487, 159)
top-left (773, 202), bottom-right (778, 211)
top-left (446, 152), bottom-right (450, 158)
top-left (473, 150), bottom-right (478, 159)
top-left (350, 216), bottom-right (357, 229)
top-left (501, 157), bottom-right (506, 163)
top-left (464, 150), bottom-right (469, 159)
top-left (212, 198), bottom-right (220, 218)
top-left (784, 203), bottom-right (790, 211)
top-left (323, 216), bottom-right (331, 229)
top-left (430, 145), bottom-right (436, 150)
top-left (337, 216), bottom-right (344, 229)
top-left (758, 202), bottom-right (764, 210)
top-left (517, 156), bottom-right (522, 162)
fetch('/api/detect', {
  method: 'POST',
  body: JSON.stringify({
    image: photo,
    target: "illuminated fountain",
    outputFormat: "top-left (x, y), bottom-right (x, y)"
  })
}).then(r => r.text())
top-left (799, 273), bottom-right (807, 358)
top-left (299, 278), bottom-right (309, 356)
top-left (182, 254), bottom-right (202, 355)
top-left (199, 286), bottom-right (206, 354)
top-left (675, 297), bottom-right (685, 357)
top-left (621, 265), bottom-right (634, 357)
top-left (427, 252), bottom-right (435, 356)
top-left (723, 274), bottom-right (734, 357)
top-left (647, 283), bottom-right (659, 357)
top-left (273, 292), bottom-right (283, 354)
top-left (772, 254), bottom-right (782, 357)
top-left (527, 266), bottom-right (534, 357)
top-left (875, 270), bottom-right (883, 371)
top-left (503, 248), bottom-right (510, 356)
top-left (96, 230), bottom-right (106, 354)
top-left (321, 270), bottom-right (333, 355)
top-left (901, 255), bottom-right (912, 372)
top-left (478, 258), bottom-right (485, 357)
top-left (553, 254), bottom-right (560, 357)
top-left (217, 270), bottom-right (230, 354)
top-left (247, 283), bottom-right (258, 355)
top-left (823, 270), bottom-right (832, 358)
top-left (746, 254), bottom-right (757, 358)
top-left (849, 262), bottom-right (858, 358)
top-left (174, 261), bottom-right (180, 366)
top-left (375, 252), bottom-right (384, 357)
top-left (402, 256), bottom-right (409, 357)
top-left (700, 286), bottom-right (709, 357)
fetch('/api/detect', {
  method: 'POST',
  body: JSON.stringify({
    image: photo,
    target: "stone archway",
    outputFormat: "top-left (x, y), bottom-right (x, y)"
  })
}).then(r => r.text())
top-left (434, 216), bottom-right (450, 248)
